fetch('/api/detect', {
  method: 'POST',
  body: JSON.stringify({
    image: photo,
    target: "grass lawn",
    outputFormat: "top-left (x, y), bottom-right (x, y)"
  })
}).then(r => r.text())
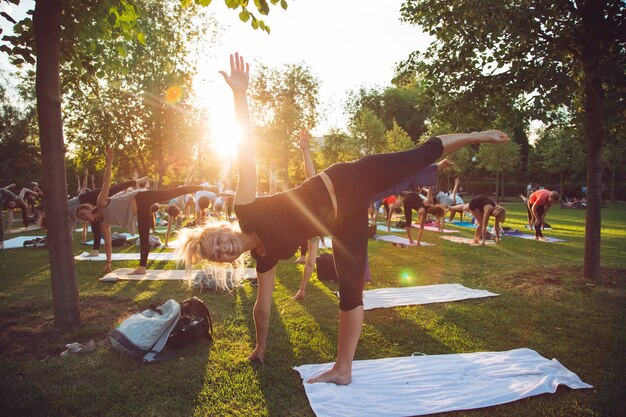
top-left (0, 201), bottom-right (624, 417)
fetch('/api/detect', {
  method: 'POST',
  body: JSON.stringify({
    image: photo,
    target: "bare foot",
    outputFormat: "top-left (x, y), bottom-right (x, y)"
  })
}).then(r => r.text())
top-left (480, 130), bottom-right (510, 144)
top-left (0, 242), bottom-right (4, 250)
top-left (128, 267), bottom-right (146, 275)
top-left (307, 368), bottom-right (352, 385)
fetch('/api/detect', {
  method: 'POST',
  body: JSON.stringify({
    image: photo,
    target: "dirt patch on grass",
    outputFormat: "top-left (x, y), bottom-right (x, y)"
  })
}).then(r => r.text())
top-left (499, 267), bottom-right (625, 296)
top-left (0, 296), bottom-right (141, 359)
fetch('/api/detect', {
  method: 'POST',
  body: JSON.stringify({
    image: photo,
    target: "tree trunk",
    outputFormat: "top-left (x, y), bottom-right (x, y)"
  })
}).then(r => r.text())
top-left (34, 0), bottom-right (80, 327)
top-left (581, 2), bottom-right (604, 280)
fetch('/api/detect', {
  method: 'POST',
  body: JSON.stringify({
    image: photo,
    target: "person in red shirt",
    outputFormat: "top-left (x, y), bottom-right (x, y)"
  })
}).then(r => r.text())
top-left (527, 189), bottom-right (560, 240)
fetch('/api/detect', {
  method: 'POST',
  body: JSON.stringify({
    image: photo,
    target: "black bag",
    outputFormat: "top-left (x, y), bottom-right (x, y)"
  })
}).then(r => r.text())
top-left (394, 219), bottom-right (407, 228)
top-left (315, 253), bottom-right (338, 283)
top-left (23, 237), bottom-right (47, 248)
top-left (165, 297), bottom-right (213, 350)
top-left (111, 233), bottom-right (127, 247)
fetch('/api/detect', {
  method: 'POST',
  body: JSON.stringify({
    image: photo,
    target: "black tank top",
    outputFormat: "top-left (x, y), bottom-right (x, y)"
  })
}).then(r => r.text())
top-left (468, 195), bottom-right (496, 212)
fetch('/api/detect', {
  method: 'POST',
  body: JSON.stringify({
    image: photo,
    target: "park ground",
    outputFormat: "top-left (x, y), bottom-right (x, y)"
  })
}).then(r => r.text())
top-left (0, 201), bottom-right (624, 417)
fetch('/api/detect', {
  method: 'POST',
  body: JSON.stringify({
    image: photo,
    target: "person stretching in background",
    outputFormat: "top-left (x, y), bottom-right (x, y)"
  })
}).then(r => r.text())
top-left (402, 188), bottom-right (446, 246)
top-left (527, 189), bottom-right (560, 241)
top-left (176, 53), bottom-right (510, 385)
top-left (0, 188), bottom-right (29, 250)
top-left (76, 148), bottom-right (207, 274)
top-left (468, 195), bottom-right (506, 245)
top-left (383, 194), bottom-right (405, 232)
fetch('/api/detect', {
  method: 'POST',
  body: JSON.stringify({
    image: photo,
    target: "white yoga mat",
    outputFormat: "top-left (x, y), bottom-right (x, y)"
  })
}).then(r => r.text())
top-left (100, 267), bottom-right (257, 282)
top-left (293, 348), bottom-right (592, 417)
top-left (411, 224), bottom-right (458, 233)
top-left (440, 236), bottom-right (496, 246)
top-left (376, 225), bottom-right (406, 233)
top-left (1, 236), bottom-right (46, 249)
top-left (373, 234), bottom-right (432, 246)
top-left (362, 284), bottom-right (498, 310)
top-left (8, 225), bottom-right (41, 234)
top-left (74, 251), bottom-right (181, 261)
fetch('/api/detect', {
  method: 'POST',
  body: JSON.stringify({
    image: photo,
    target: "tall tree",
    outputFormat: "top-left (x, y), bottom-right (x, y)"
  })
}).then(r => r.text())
top-left (399, 0), bottom-right (625, 279)
top-left (249, 62), bottom-right (319, 189)
top-left (349, 107), bottom-right (387, 156)
top-left (476, 141), bottom-right (521, 202)
top-left (385, 120), bottom-right (413, 152)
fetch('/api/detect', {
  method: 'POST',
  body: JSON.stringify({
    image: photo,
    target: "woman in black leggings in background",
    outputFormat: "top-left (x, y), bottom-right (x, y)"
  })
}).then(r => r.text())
top-left (0, 188), bottom-right (29, 249)
top-left (177, 54), bottom-right (511, 385)
top-left (76, 149), bottom-right (206, 274)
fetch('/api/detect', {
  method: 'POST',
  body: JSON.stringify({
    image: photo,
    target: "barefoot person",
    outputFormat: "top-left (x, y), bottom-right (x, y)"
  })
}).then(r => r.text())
top-left (402, 187), bottom-right (446, 246)
top-left (468, 195), bottom-right (506, 244)
top-left (76, 149), bottom-right (206, 274)
top-left (177, 53), bottom-right (511, 385)
top-left (527, 189), bottom-right (560, 241)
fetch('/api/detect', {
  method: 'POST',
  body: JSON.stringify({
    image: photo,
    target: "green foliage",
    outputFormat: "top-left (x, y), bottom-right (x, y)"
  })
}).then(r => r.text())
top-left (530, 126), bottom-right (585, 181)
top-left (348, 107), bottom-right (387, 156)
top-left (476, 140), bottom-right (521, 175)
top-left (317, 128), bottom-right (357, 169)
top-left (385, 120), bottom-right (413, 152)
top-left (249, 62), bottom-right (320, 188)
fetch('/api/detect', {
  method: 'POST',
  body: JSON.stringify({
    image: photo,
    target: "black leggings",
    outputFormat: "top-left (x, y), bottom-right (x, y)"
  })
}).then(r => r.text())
top-left (527, 204), bottom-right (546, 237)
top-left (325, 137), bottom-right (443, 310)
top-left (0, 189), bottom-right (29, 242)
top-left (135, 186), bottom-right (203, 266)
top-left (79, 181), bottom-right (136, 251)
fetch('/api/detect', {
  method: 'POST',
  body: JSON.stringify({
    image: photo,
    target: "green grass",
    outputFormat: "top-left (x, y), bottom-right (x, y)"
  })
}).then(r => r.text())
top-left (0, 202), bottom-right (625, 417)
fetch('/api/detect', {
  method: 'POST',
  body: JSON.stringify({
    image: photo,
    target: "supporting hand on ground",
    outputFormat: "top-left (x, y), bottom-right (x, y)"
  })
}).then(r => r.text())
top-left (247, 346), bottom-right (265, 364)
top-left (292, 289), bottom-right (306, 301)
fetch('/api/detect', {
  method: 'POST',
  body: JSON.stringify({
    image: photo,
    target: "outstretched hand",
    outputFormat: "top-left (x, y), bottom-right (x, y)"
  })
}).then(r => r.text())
top-left (480, 130), bottom-right (510, 144)
top-left (219, 52), bottom-right (250, 95)
top-left (298, 130), bottom-right (311, 150)
top-left (436, 158), bottom-right (454, 171)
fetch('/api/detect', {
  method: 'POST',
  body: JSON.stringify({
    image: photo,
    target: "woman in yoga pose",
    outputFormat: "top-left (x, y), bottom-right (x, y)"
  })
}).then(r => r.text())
top-left (402, 188), bottom-right (446, 246)
top-left (0, 188), bottom-right (29, 249)
top-left (526, 189), bottom-right (560, 240)
top-left (450, 195), bottom-right (506, 245)
top-left (177, 53), bottom-right (510, 385)
top-left (76, 149), bottom-right (205, 274)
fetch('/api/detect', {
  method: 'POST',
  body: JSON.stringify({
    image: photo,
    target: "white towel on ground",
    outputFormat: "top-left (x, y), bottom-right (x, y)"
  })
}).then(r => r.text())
top-left (440, 236), bottom-right (496, 246)
top-left (1, 236), bottom-right (46, 249)
top-left (100, 267), bottom-right (257, 282)
top-left (362, 284), bottom-right (498, 310)
top-left (74, 251), bottom-right (181, 261)
top-left (373, 234), bottom-right (432, 246)
top-left (293, 348), bottom-right (592, 417)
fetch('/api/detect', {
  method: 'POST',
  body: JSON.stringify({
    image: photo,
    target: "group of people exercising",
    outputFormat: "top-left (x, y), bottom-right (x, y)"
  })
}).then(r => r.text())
top-left (1, 53), bottom-right (563, 387)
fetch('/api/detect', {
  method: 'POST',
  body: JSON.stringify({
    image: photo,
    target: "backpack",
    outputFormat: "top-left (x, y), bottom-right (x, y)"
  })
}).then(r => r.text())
top-left (165, 297), bottom-right (213, 350)
top-left (110, 233), bottom-right (127, 247)
top-left (108, 299), bottom-right (181, 362)
top-left (315, 253), bottom-right (338, 283)
top-left (394, 219), bottom-right (407, 228)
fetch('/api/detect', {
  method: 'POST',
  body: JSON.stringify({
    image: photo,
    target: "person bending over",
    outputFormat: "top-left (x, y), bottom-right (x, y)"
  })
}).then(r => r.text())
top-left (176, 53), bottom-right (510, 385)
top-left (0, 189), bottom-right (29, 249)
top-left (468, 195), bottom-right (506, 245)
top-left (402, 188), bottom-right (445, 246)
top-left (76, 148), bottom-right (205, 274)
top-left (527, 189), bottom-right (559, 241)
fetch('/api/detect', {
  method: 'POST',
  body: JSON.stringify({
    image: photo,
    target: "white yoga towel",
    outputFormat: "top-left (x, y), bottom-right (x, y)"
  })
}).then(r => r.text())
top-left (411, 224), bottom-right (458, 233)
top-left (100, 267), bottom-right (257, 282)
top-left (362, 284), bottom-right (498, 310)
top-left (8, 225), bottom-right (41, 234)
top-left (373, 234), bottom-right (432, 246)
top-left (1, 236), bottom-right (46, 249)
top-left (293, 348), bottom-right (592, 417)
top-left (440, 236), bottom-right (496, 246)
top-left (74, 251), bottom-right (181, 261)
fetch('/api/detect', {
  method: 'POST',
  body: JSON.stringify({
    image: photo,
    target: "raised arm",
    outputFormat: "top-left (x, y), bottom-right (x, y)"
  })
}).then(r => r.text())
top-left (97, 148), bottom-right (114, 209)
top-left (450, 177), bottom-right (460, 204)
top-left (299, 130), bottom-right (316, 179)
top-left (219, 53), bottom-right (256, 205)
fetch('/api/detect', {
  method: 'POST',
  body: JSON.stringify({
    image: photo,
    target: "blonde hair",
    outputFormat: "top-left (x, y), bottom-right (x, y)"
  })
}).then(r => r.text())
top-left (492, 205), bottom-right (506, 223)
top-left (175, 221), bottom-right (249, 292)
top-left (428, 204), bottom-right (446, 219)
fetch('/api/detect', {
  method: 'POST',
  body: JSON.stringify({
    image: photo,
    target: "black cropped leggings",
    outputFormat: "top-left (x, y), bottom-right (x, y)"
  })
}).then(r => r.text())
top-left (135, 186), bottom-right (203, 266)
top-left (325, 137), bottom-right (444, 311)
top-left (79, 181), bottom-right (136, 251)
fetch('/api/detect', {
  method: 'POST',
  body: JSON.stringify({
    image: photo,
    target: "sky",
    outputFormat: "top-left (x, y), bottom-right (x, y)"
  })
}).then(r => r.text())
top-left (1, 0), bottom-right (431, 153)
